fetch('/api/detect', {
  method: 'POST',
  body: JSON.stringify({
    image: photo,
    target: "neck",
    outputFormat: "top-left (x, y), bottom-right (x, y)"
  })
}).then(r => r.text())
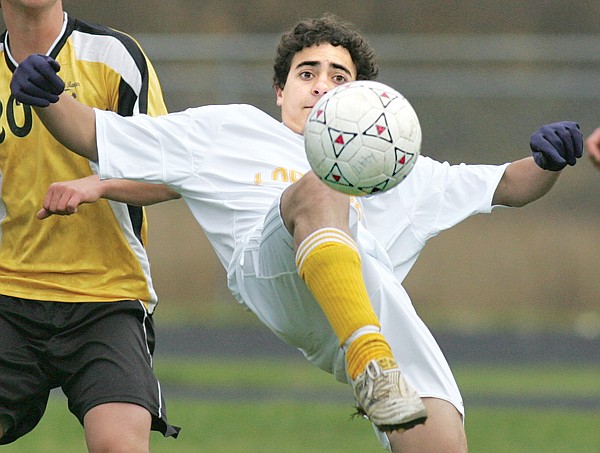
top-left (2, 3), bottom-right (65, 62)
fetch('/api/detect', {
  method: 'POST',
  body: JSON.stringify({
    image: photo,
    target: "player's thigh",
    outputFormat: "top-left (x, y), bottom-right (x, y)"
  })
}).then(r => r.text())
top-left (0, 296), bottom-right (53, 444)
top-left (280, 171), bottom-right (351, 240)
top-left (60, 302), bottom-right (176, 437)
top-left (84, 402), bottom-right (151, 453)
top-left (387, 398), bottom-right (467, 453)
top-left (237, 201), bottom-right (340, 366)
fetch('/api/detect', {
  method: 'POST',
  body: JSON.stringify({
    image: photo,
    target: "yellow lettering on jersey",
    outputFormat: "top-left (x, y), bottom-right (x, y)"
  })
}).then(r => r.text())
top-left (272, 167), bottom-right (289, 183)
top-left (254, 168), bottom-right (306, 185)
top-left (290, 170), bottom-right (303, 183)
top-left (349, 196), bottom-right (363, 221)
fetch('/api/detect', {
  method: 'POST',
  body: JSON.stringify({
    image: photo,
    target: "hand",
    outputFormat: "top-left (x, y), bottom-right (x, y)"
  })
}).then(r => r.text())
top-left (530, 121), bottom-right (583, 171)
top-left (584, 127), bottom-right (600, 171)
top-left (37, 175), bottom-right (103, 220)
top-left (10, 54), bottom-right (65, 107)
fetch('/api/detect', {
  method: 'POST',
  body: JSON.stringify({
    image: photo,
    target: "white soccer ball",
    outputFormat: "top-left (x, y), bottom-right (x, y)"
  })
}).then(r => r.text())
top-left (304, 80), bottom-right (421, 196)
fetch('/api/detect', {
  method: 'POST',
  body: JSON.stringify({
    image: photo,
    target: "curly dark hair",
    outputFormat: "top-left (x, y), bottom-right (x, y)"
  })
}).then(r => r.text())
top-left (273, 13), bottom-right (379, 90)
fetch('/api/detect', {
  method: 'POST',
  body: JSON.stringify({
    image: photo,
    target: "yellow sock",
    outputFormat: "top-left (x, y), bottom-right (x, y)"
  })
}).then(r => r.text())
top-left (296, 228), bottom-right (395, 380)
top-left (345, 333), bottom-right (397, 378)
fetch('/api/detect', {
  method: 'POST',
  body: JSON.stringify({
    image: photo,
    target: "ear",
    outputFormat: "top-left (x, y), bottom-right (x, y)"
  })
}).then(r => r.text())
top-left (275, 85), bottom-right (283, 107)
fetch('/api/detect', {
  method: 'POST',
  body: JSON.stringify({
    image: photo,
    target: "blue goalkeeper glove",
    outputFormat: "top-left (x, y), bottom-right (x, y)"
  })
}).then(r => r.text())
top-left (10, 54), bottom-right (65, 107)
top-left (530, 121), bottom-right (583, 171)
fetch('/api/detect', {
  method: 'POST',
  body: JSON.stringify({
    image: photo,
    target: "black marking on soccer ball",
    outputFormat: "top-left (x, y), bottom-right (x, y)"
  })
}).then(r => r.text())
top-left (358, 179), bottom-right (391, 195)
top-left (328, 127), bottom-right (358, 158)
top-left (308, 100), bottom-right (328, 125)
top-left (363, 113), bottom-right (393, 143)
top-left (392, 148), bottom-right (417, 176)
top-left (324, 163), bottom-right (355, 188)
top-left (368, 87), bottom-right (401, 108)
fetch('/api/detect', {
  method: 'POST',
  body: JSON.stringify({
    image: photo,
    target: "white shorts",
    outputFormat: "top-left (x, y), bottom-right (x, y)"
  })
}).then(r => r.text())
top-left (229, 198), bottom-right (463, 448)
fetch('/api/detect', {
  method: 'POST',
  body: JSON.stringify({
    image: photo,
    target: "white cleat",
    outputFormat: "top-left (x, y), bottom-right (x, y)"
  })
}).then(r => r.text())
top-left (352, 358), bottom-right (428, 432)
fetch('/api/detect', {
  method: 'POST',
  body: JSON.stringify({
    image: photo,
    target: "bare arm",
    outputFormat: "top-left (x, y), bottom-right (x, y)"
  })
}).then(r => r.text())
top-left (35, 96), bottom-right (181, 220)
top-left (584, 127), bottom-right (600, 171)
top-left (34, 93), bottom-right (99, 162)
top-left (493, 121), bottom-right (583, 207)
top-left (97, 178), bottom-right (180, 205)
top-left (492, 157), bottom-right (559, 207)
top-left (37, 175), bottom-right (181, 220)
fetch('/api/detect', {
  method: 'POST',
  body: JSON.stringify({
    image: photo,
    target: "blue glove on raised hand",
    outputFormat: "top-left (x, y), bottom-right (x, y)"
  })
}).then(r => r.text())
top-left (530, 121), bottom-right (583, 171)
top-left (10, 54), bottom-right (65, 107)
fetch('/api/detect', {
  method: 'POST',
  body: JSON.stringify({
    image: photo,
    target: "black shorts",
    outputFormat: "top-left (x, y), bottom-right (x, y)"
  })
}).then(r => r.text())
top-left (0, 295), bottom-right (180, 444)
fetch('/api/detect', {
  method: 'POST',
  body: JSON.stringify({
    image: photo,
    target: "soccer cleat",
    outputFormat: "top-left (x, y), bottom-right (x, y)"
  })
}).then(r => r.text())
top-left (351, 358), bottom-right (428, 432)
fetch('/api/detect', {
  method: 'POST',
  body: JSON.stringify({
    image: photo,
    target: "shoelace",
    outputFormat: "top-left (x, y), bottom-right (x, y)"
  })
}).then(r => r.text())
top-left (360, 361), bottom-right (395, 403)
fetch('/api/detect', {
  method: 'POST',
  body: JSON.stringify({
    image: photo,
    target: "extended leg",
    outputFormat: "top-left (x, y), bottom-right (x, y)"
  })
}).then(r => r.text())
top-left (281, 172), bottom-right (426, 431)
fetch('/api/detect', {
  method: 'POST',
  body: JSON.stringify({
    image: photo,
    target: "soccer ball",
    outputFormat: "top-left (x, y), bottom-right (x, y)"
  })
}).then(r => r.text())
top-left (304, 80), bottom-right (421, 196)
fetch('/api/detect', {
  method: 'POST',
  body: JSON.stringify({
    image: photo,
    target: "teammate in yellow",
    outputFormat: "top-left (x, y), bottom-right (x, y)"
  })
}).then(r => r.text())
top-left (10, 14), bottom-right (583, 453)
top-left (0, 1), bottom-right (180, 451)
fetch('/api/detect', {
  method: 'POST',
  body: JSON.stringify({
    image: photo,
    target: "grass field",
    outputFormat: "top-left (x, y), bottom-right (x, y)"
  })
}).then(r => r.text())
top-left (2, 358), bottom-right (598, 452)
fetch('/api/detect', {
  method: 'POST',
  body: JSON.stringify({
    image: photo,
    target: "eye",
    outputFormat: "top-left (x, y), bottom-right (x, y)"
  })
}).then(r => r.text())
top-left (333, 74), bottom-right (348, 84)
top-left (299, 71), bottom-right (314, 80)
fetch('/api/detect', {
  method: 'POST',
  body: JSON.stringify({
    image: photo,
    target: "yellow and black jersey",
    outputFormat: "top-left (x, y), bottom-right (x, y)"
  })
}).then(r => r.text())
top-left (0, 13), bottom-right (167, 311)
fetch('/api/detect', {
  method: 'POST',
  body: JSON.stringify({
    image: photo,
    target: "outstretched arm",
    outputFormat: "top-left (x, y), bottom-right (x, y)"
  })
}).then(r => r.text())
top-left (11, 54), bottom-right (99, 161)
top-left (37, 175), bottom-right (181, 220)
top-left (492, 121), bottom-right (583, 207)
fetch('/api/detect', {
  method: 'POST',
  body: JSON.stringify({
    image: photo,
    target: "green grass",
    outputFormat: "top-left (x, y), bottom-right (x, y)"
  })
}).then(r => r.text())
top-left (454, 363), bottom-right (600, 397)
top-left (466, 407), bottom-right (600, 453)
top-left (2, 359), bottom-right (598, 452)
top-left (154, 358), bottom-right (600, 396)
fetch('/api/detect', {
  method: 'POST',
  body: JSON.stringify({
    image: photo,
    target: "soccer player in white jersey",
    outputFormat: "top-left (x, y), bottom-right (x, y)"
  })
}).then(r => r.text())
top-left (0, 0), bottom-right (180, 451)
top-left (10, 14), bottom-right (583, 453)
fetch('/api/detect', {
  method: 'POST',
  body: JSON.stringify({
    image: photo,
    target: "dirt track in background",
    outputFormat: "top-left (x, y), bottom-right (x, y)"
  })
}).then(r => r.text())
top-left (154, 325), bottom-right (600, 409)
top-left (155, 324), bottom-right (599, 364)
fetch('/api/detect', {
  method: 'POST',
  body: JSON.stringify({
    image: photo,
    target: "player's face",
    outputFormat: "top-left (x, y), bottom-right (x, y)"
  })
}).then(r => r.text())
top-left (1, 0), bottom-right (61, 12)
top-left (276, 43), bottom-right (357, 135)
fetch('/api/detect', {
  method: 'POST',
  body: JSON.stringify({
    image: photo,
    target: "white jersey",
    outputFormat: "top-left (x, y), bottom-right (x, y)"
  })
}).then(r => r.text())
top-left (95, 104), bottom-right (507, 289)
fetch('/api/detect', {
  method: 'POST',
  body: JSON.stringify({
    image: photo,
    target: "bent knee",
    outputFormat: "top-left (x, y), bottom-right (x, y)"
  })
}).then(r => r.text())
top-left (281, 172), bottom-right (351, 239)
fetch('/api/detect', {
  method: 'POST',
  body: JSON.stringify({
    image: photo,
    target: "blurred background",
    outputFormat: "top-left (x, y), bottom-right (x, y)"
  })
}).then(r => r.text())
top-left (7, 1), bottom-right (599, 337)
top-left (1, 4), bottom-right (598, 451)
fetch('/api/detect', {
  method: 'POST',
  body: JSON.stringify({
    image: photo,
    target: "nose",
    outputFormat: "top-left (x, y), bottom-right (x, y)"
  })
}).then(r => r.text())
top-left (312, 77), bottom-right (332, 96)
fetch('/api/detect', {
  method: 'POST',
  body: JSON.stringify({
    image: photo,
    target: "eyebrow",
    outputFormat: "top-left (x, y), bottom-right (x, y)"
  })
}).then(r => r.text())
top-left (295, 60), bottom-right (353, 76)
